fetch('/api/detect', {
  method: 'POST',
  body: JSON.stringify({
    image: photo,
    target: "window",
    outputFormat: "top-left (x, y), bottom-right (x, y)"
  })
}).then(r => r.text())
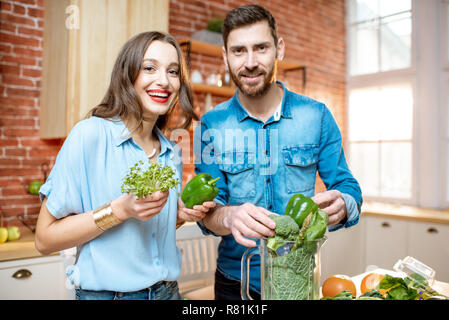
top-left (347, 0), bottom-right (414, 202)
top-left (348, 83), bottom-right (413, 199)
top-left (444, 1), bottom-right (449, 204)
top-left (347, 0), bottom-right (445, 208)
top-left (349, 0), bottom-right (412, 75)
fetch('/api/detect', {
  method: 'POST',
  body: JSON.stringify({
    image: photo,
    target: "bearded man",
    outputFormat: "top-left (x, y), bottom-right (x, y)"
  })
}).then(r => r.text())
top-left (192, 4), bottom-right (363, 300)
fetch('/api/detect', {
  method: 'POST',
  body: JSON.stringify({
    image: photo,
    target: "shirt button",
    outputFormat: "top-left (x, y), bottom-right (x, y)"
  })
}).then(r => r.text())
top-left (266, 178), bottom-right (270, 183)
top-left (268, 205), bottom-right (273, 210)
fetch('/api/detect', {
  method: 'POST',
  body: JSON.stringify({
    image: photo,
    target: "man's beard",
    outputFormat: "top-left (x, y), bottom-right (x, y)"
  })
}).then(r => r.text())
top-left (229, 62), bottom-right (276, 97)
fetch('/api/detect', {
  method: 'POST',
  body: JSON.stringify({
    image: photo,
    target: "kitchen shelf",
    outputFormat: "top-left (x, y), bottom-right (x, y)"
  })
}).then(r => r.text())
top-left (192, 83), bottom-right (235, 97)
top-left (180, 38), bottom-right (306, 94)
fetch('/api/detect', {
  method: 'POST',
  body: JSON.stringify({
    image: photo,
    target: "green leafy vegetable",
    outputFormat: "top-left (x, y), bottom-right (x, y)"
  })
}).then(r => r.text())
top-left (379, 274), bottom-right (419, 300)
top-left (266, 214), bottom-right (299, 254)
top-left (359, 289), bottom-right (384, 299)
top-left (267, 244), bottom-right (317, 300)
top-left (265, 202), bottom-right (326, 300)
top-left (121, 160), bottom-right (180, 199)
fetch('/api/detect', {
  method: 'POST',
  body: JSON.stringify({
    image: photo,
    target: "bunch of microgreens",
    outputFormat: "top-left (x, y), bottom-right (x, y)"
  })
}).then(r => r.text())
top-left (121, 160), bottom-right (180, 199)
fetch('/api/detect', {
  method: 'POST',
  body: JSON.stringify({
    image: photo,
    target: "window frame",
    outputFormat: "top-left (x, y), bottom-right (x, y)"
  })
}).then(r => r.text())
top-left (440, 0), bottom-right (449, 207)
top-left (346, 0), bottom-right (417, 205)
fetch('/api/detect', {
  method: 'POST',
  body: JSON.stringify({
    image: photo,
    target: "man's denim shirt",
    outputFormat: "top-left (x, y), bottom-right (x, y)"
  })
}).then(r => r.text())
top-left (194, 81), bottom-right (363, 293)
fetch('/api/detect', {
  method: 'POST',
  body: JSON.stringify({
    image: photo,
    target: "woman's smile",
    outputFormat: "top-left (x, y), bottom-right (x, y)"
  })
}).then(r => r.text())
top-left (147, 89), bottom-right (172, 103)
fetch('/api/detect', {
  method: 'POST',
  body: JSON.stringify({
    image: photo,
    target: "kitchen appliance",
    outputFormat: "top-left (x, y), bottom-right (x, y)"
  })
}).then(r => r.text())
top-left (241, 237), bottom-right (326, 300)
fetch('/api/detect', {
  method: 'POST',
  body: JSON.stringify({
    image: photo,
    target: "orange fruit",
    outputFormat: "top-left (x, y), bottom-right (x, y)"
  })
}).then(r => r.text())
top-left (360, 273), bottom-right (388, 295)
top-left (322, 274), bottom-right (357, 298)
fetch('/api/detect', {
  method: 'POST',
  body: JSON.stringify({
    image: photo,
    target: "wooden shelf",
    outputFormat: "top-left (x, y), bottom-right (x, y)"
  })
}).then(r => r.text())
top-left (192, 83), bottom-right (235, 97)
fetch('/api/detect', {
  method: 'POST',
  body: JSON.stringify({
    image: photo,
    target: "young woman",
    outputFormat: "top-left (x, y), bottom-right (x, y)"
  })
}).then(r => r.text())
top-left (35, 31), bottom-right (216, 300)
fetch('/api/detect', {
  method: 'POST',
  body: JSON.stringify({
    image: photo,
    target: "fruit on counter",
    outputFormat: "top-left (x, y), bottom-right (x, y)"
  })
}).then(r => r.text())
top-left (0, 227), bottom-right (7, 244)
top-left (28, 179), bottom-right (43, 195)
top-left (322, 274), bottom-right (357, 298)
top-left (361, 272), bottom-right (388, 295)
top-left (7, 226), bottom-right (20, 241)
top-left (322, 273), bottom-right (449, 300)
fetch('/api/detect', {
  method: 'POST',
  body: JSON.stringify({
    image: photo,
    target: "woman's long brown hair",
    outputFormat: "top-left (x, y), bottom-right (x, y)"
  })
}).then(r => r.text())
top-left (88, 31), bottom-right (198, 133)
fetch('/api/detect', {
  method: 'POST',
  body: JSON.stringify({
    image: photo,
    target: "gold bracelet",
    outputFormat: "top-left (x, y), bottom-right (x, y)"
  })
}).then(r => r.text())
top-left (93, 202), bottom-right (122, 231)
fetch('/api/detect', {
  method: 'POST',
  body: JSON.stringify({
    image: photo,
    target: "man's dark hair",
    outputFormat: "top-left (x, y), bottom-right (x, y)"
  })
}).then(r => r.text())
top-left (222, 4), bottom-right (278, 50)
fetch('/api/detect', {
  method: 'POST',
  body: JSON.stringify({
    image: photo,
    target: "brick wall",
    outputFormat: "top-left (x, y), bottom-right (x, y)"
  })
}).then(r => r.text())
top-left (0, 0), bottom-right (345, 227)
top-left (0, 0), bottom-right (63, 228)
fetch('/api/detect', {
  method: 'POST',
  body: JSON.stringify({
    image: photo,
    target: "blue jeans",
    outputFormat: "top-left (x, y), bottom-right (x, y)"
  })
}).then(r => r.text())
top-left (75, 281), bottom-right (181, 300)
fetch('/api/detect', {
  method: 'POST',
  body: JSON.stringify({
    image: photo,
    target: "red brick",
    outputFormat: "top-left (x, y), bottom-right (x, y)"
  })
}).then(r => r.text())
top-left (21, 66), bottom-right (41, 77)
top-left (15, 0), bottom-right (36, 5)
top-left (27, 7), bottom-right (44, 19)
top-left (13, 4), bottom-right (26, 15)
top-left (0, 167), bottom-right (41, 177)
top-left (4, 147), bottom-right (27, 157)
top-left (1, 74), bottom-right (35, 87)
top-left (20, 138), bottom-right (62, 147)
top-left (1, 54), bottom-right (37, 66)
top-left (0, 63), bottom-right (21, 75)
top-left (13, 46), bottom-right (42, 58)
top-left (17, 25), bottom-right (43, 37)
top-left (0, 195), bottom-right (38, 205)
top-left (0, 31), bottom-right (40, 47)
top-left (6, 87), bottom-right (41, 97)
top-left (0, 12), bottom-right (35, 27)
top-left (1, 207), bottom-right (25, 217)
top-left (0, 21), bottom-right (16, 33)
top-left (0, 1), bottom-right (12, 11)
top-left (0, 139), bottom-right (19, 147)
top-left (0, 178), bottom-right (22, 188)
top-left (3, 127), bottom-right (39, 137)
top-left (0, 43), bottom-right (12, 54)
top-left (28, 147), bottom-right (59, 158)
top-left (0, 96), bottom-right (35, 107)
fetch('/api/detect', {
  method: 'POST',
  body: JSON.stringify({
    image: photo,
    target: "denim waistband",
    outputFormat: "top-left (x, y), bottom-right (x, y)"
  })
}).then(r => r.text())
top-left (75, 280), bottom-right (181, 300)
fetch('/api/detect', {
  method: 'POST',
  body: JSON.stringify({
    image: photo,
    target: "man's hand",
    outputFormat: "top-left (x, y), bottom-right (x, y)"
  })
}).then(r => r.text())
top-left (222, 203), bottom-right (276, 247)
top-left (312, 190), bottom-right (347, 225)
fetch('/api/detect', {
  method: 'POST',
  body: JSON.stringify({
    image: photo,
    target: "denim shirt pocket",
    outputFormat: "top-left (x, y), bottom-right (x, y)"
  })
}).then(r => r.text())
top-left (218, 151), bottom-right (256, 201)
top-left (282, 145), bottom-right (319, 193)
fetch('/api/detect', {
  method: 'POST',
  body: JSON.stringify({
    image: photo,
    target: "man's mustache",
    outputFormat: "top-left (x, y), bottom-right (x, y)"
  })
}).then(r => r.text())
top-left (238, 68), bottom-right (266, 77)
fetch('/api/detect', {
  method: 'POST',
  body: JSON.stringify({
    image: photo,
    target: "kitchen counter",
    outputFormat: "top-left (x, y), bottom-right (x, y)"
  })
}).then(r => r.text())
top-left (362, 201), bottom-right (449, 225)
top-left (0, 227), bottom-right (57, 262)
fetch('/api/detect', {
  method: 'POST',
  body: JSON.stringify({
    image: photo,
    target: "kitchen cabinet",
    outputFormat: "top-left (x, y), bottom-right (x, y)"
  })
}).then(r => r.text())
top-left (321, 217), bottom-right (365, 282)
top-left (0, 255), bottom-right (67, 300)
top-left (364, 216), bottom-right (408, 270)
top-left (321, 210), bottom-right (449, 284)
top-left (40, 0), bottom-right (169, 138)
top-left (408, 221), bottom-right (449, 282)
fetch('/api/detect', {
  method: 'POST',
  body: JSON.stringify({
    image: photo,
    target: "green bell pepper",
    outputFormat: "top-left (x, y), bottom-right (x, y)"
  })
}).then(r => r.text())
top-left (181, 173), bottom-right (220, 209)
top-left (284, 193), bottom-right (318, 228)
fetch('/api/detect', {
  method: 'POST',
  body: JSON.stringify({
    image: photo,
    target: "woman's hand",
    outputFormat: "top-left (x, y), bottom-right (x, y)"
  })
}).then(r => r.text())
top-left (176, 198), bottom-right (216, 225)
top-left (111, 191), bottom-right (170, 221)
